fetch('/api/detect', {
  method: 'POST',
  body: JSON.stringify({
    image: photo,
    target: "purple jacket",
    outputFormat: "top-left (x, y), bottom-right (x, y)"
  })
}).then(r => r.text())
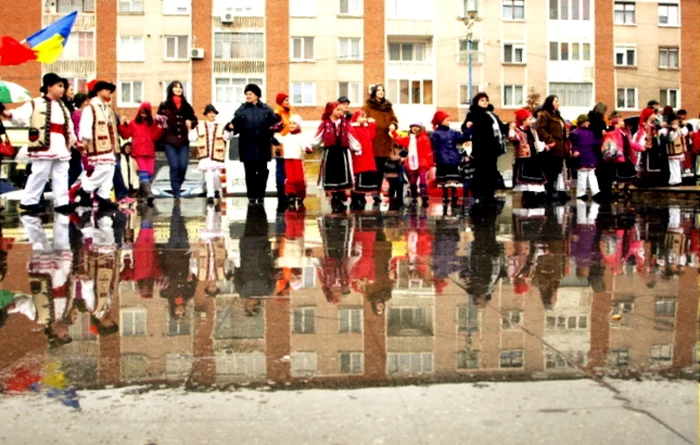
top-left (572, 225), bottom-right (596, 269)
top-left (570, 127), bottom-right (600, 168)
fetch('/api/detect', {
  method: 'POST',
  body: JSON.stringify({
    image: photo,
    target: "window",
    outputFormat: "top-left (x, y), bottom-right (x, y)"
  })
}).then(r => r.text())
top-left (65, 77), bottom-right (88, 96)
top-left (119, 0), bottom-right (143, 13)
top-left (503, 85), bottom-right (524, 107)
top-left (459, 84), bottom-right (482, 105)
top-left (339, 308), bottom-right (362, 333)
top-left (339, 352), bottom-right (363, 374)
top-left (457, 305), bottom-right (479, 331)
top-left (291, 82), bottom-right (315, 105)
top-left (387, 0), bottom-right (425, 18)
top-left (616, 88), bottom-right (637, 110)
top-left (291, 352), bottom-right (318, 377)
top-left (502, 310), bottom-right (522, 329)
top-left (610, 349), bottom-right (629, 366)
top-left (655, 298), bottom-right (676, 316)
top-left (291, 37), bottom-right (314, 61)
top-left (545, 316), bottom-right (588, 330)
top-left (614, 2), bottom-right (635, 25)
top-left (122, 354), bottom-right (149, 380)
top-left (165, 36), bottom-right (189, 61)
top-left (118, 36), bottom-right (145, 62)
top-left (458, 39), bottom-right (481, 64)
top-left (550, 0), bottom-right (590, 20)
top-left (63, 32), bottom-right (94, 59)
top-left (502, 0), bottom-right (524, 20)
top-left (290, 0), bottom-right (316, 16)
top-left (216, 0), bottom-right (264, 16)
top-left (388, 43), bottom-right (426, 62)
top-left (214, 33), bottom-right (264, 60)
top-left (388, 307), bottom-right (432, 336)
top-left (651, 344), bottom-right (673, 362)
top-left (503, 43), bottom-right (525, 64)
top-left (161, 81), bottom-right (191, 101)
top-left (388, 353), bottom-right (433, 374)
top-left (119, 81), bottom-right (144, 107)
top-left (339, 0), bottom-right (361, 15)
top-left (121, 308), bottom-right (146, 336)
top-left (614, 46), bottom-right (636, 67)
top-left (168, 311), bottom-right (191, 336)
top-left (163, 0), bottom-right (190, 15)
top-left (387, 79), bottom-right (433, 105)
top-left (659, 47), bottom-right (679, 69)
top-left (338, 38), bottom-right (361, 60)
top-left (658, 3), bottom-right (679, 26)
top-left (546, 351), bottom-right (585, 368)
top-left (549, 41), bottom-right (591, 61)
top-left (215, 353), bottom-right (265, 377)
top-left (57, 0), bottom-right (94, 13)
top-left (660, 89), bottom-right (679, 109)
top-left (500, 350), bottom-right (524, 368)
top-left (293, 307), bottom-right (316, 333)
top-left (459, 0), bottom-right (479, 17)
top-left (548, 82), bottom-right (593, 108)
top-left (457, 351), bottom-right (479, 369)
top-left (338, 82), bottom-right (361, 104)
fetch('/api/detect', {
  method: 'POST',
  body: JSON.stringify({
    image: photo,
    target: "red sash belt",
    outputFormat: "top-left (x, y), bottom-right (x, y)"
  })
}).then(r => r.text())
top-left (49, 123), bottom-right (65, 134)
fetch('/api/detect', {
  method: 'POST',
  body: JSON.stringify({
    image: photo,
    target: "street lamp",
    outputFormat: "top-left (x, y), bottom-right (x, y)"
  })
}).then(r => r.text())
top-left (460, 8), bottom-right (478, 105)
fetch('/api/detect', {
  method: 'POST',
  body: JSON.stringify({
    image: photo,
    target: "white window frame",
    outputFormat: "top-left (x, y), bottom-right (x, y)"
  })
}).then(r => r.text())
top-left (459, 84), bottom-right (482, 106)
top-left (388, 42), bottom-right (427, 62)
top-left (386, 0), bottom-right (425, 19)
top-left (118, 81), bottom-right (144, 108)
top-left (161, 81), bottom-right (192, 102)
top-left (214, 32), bottom-right (265, 60)
top-left (650, 344), bottom-right (673, 362)
top-left (499, 349), bottom-right (524, 368)
top-left (614, 45), bottom-right (636, 67)
top-left (387, 79), bottom-right (434, 105)
top-left (338, 37), bottom-right (362, 61)
top-left (118, 0), bottom-right (143, 13)
top-left (388, 353), bottom-right (433, 374)
top-left (215, 0), bottom-right (264, 16)
top-left (338, 81), bottom-right (362, 104)
top-left (549, 41), bottom-right (591, 62)
top-left (502, 84), bottom-right (525, 108)
top-left (616, 87), bottom-right (637, 110)
top-left (290, 0), bottom-right (316, 16)
top-left (339, 0), bottom-right (362, 16)
top-left (339, 308), bottom-right (362, 333)
top-left (56, 0), bottom-right (94, 13)
top-left (459, 0), bottom-right (479, 18)
top-left (292, 307), bottom-right (316, 333)
top-left (291, 37), bottom-right (314, 62)
top-left (214, 77), bottom-right (263, 105)
top-left (457, 350), bottom-right (479, 369)
top-left (339, 352), bottom-right (363, 374)
top-left (548, 82), bottom-right (594, 108)
top-left (501, 310), bottom-right (522, 329)
top-left (614, 1), bottom-right (635, 25)
top-left (120, 308), bottom-right (147, 337)
top-left (291, 352), bottom-right (318, 377)
top-left (550, 0), bottom-right (591, 20)
top-left (655, 298), bottom-right (676, 316)
top-left (658, 3), bottom-right (679, 26)
top-left (164, 36), bottom-right (189, 61)
top-left (660, 89), bottom-right (680, 109)
top-left (163, 0), bottom-right (190, 15)
top-left (502, 0), bottom-right (525, 20)
top-left (610, 349), bottom-right (629, 366)
top-left (458, 39), bottom-right (482, 64)
top-left (659, 47), bottom-right (679, 69)
top-left (118, 36), bottom-right (145, 62)
top-left (502, 42), bottom-right (526, 64)
top-left (63, 31), bottom-right (95, 60)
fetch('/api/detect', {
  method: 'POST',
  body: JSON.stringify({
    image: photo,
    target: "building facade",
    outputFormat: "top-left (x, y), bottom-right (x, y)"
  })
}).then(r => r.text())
top-left (0, 0), bottom-right (697, 125)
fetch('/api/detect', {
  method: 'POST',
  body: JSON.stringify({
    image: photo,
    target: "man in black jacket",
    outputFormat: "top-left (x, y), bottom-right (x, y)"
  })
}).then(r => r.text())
top-left (227, 84), bottom-right (281, 205)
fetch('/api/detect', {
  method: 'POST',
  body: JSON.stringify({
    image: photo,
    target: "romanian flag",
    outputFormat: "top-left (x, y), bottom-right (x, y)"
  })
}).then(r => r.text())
top-left (25, 11), bottom-right (78, 64)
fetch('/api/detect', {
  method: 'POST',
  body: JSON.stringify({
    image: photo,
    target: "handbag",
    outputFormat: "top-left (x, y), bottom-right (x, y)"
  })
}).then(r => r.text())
top-left (0, 133), bottom-right (15, 157)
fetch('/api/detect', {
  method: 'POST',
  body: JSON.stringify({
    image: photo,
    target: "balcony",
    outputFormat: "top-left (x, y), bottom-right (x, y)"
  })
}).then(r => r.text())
top-left (457, 51), bottom-right (485, 66)
top-left (43, 59), bottom-right (95, 77)
top-left (214, 16), bottom-right (264, 30)
top-left (386, 61), bottom-right (433, 78)
top-left (43, 13), bottom-right (96, 31)
top-left (213, 60), bottom-right (265, 75)
top-left (386, 18), bottom-right (433, 36)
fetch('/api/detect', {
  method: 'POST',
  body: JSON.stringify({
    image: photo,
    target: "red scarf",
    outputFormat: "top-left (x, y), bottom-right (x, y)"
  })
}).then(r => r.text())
top-left (290, 127), bottom-right (301, 135)
top-left (172, 96), bottom-right (182, 110)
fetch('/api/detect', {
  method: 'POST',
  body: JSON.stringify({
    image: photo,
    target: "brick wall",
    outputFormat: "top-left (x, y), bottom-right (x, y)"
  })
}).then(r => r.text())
top-left (192, 0), bottom-right (213, 116)
top-left (265, 0), bottom-right (289, 109)
top-left (95, 2), bottom-right (117, 92)
top-left (681, 0), bottom-right (700, 117)
top-left (0, 3), bottom-right (42, 100)
top-left (594, 0), bottom-right (614, 108)
top-left (363, 0), bottom-right (384, 106)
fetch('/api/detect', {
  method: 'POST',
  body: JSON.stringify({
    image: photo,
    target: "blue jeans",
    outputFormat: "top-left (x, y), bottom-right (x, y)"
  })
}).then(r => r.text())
top-left (138, 171), bottom-right (151, 182)
top-left (275, 158), bottom-right (285, 196)
top-left (164, 143), bottom-right (189, 198)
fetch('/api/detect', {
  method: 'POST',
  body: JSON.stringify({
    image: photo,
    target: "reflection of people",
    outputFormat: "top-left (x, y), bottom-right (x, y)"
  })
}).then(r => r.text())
top-left (235, 205), bottom-right (274, 315)
top-left (468, 206), bottom-right (505, 306)
top-left (359, 216), bottom-right (394, 315)
top-left (159, 205), bottom-right (195, 320)
top-left (275, 208), bottom-right (310, 295)
top-left (317, 215), bottom-right (354, 304)
top-left (191, 205), bottom-right (228, 299)
top-left (132, 206), bottom-right (163, 299)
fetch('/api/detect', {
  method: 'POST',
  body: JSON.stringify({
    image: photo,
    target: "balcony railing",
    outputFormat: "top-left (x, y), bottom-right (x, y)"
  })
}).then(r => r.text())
top-left (43, 13), bottom-right (96, 31)
top-left (43, 59), bottom-right (96, 76)
top-left (457, 51), bottom-right (485, 65)
top-left (213, 60), bottom-right (265, 75)
top-left (214, 16), bottom-right (264, 30)
top-left (386, 18), bottom-right (433, 36)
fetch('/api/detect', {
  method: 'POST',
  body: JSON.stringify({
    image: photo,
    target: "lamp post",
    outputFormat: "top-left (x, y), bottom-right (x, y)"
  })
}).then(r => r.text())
top-left (461, 8), bottom-right (478, 104)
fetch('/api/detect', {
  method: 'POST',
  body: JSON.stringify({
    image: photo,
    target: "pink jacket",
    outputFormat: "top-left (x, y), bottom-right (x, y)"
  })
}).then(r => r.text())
top-left (608, 128), bottom-right (644, 165)
top-left (118, 102), bottom-right (164, 159)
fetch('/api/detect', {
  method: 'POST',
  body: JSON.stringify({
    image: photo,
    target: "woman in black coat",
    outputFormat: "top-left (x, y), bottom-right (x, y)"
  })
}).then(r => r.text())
top-left (461, 92), bottom-right (510, 204)
top-left (228, 84), bottom-right (281, 205)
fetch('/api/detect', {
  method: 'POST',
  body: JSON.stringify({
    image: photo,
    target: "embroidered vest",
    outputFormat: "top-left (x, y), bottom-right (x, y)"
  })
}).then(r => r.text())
top-left (513, 126), bottom-right (538, 159)
top-left (28, 97), bottom-right (71, 152)
top-left (194, 122), bottom-right (227, 162)
top-left (86, 101), bottom-right (118, 157)
top-left (196, 238), bottom-right (226, 281)
top-left (668, 132), bottom-right (687, 156)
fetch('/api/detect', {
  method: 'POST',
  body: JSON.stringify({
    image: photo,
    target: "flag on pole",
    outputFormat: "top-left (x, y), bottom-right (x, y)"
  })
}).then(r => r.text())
top-left (0, 36), bottom-right (37, 66)
top-left (25, 11), bottom-right (78, 64)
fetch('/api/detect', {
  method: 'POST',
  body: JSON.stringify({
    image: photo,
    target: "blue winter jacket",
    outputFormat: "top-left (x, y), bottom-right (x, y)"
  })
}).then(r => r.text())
top-left (431, 125), bottom-right (470, 166)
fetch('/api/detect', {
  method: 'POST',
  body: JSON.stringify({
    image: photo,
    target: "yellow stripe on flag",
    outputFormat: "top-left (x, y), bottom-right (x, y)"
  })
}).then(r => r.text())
top-left (32, 34), bottom-right (66, 64)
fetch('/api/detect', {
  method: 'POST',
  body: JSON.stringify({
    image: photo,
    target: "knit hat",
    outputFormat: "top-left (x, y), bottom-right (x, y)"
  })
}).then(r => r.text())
top-left (289, 114), bottom-right (303, 125)
top-left (576, 114), bottom-right (589, 126)
top-left (322, 101), bottom-right (340, 120)
top-left (431, 110), bottom-right (449, 129)
top-left (40, 72), bottom-right (63, 94)
top-left (639, 107), bottom-right (655, 124)
top-left (515, 109), bottom-right (532, 125)
top-left (409, 121), bottom-right (424, 128)
top-left (275, 92), bottom-right (288, 106)
top-left (244, 83), bottom-right (262, 98)
top-left (203, 104), bottom-right (218, 115)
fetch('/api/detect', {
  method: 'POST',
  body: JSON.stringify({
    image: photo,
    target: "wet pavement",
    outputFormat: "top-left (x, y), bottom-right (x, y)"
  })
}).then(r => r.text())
top-left (0, 195), bottom-right (698, 443)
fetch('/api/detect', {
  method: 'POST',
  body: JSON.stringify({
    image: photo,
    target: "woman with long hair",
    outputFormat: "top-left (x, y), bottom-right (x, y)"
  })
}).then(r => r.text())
top-left (536, 95), bottom-right (569, 202)
top-left (157, 81), bottom-right (198, 203)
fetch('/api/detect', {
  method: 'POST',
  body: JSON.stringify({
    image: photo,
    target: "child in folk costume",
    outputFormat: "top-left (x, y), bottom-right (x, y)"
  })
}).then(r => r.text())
top-left (187, 105), bottom-right (232, 204)
top-left (508, 109), bottom-right (548, 206)
top-left (312, 101), bottom-right (362, 213)
top-left (190, 205), bottom-right (227, 298)
top-left (275, 208), bottom-right (311, 294)
top-left (273, 114), bottom-right (313, 209)
top-left (391, 121), bottom-right (434, 206)
top-left (658, 113), bottom-right (688, 186)
top-left (5, 73), bottom-right (77, 214)
top-left (115, 142), bottom-right (139, 197)
top-left (76, 80), bottom-right (120, 210)
top-left (349, 110), bottom-right (379, 211)
top-left (569, 114), bottom-right (602, 201)
top-left (604, 118), bottom-right (645, 199)
top-left (430, 110), bottom-right (469, 206)
top-left (634, 108), bottom-right (664, 183)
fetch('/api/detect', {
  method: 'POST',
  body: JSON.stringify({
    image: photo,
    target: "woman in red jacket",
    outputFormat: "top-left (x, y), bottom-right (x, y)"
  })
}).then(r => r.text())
top-left (391, 122), bottom-right (434, 205)
top-left (119, 102), bottom-right (164, 205)
top-left (349, 110), bottom-right (379, 211)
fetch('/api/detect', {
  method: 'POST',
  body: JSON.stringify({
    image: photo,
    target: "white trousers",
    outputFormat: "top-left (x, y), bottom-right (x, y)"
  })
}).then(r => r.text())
top-left (22, 159), bottom-right (69, 206)
top-left (576, 169), bottom-right (600, 197)
top-left (668, 159), bottom-right (682, 185)
top-left (81, 164), bottom-right (115, 200)
top-left (21, 213), bottom-right (70, 251)
top-left (204, 170), bottom-right (222, 198)
top-left (576, 200), bottom-right (600, 225)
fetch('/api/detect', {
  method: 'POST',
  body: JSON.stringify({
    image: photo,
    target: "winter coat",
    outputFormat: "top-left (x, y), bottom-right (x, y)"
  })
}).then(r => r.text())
top-left (431, 125), bottom-right (468, 166)
top-left (133, 228), bottom-right (163, 284)
top-left (586, 111), bottom-right (607, 140)
top-left (350, 120), bottom-right (377, 174)
top-left (362, 98), bottom-right (398, 158)
top-left (157, 100), bottom-right (198, 148)
top-left (275, 131), bottom-right (312, 160)
top-left (118, 103), bottom-right (164, 159)
top-left (231, 101), bottom-right (281, 163)
top-left (570, 127), bottom-right (601, 169)
top-left (392, 130), bottom-right (434, 171)
top-left (608, 128), bottom-right (644, 165)
top-left (536, 109), bottom-right (568, 158)
top-left (116, 152), bottom-right (139, 190)
top-left (462, 103), bottom-right (508, 163)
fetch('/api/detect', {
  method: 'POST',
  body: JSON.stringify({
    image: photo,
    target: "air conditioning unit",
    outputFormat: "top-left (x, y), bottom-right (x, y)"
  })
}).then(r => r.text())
top-left (221, 12), bottom-right (234, 23)
top-left (191, 48), bottom-right (204, 59)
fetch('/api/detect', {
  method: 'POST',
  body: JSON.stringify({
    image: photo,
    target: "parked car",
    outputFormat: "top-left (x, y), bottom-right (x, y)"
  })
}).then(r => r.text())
top-left (151, 163), bottom-right (205, 198)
